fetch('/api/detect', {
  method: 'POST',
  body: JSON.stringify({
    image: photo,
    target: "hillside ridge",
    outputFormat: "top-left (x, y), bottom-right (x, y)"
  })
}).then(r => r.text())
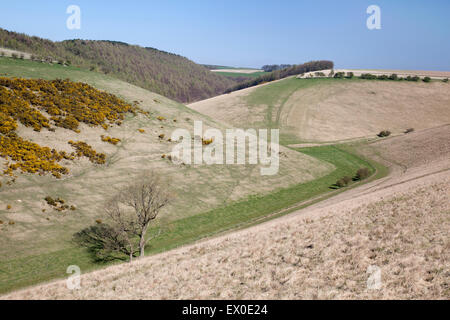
top-left (0, 28), bottom-right (235, 103)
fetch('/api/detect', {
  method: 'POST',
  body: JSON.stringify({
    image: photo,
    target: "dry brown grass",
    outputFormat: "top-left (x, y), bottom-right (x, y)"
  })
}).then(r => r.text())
top-left (3, 159), bottom-right (448, 299)
top-left (189, 78), bottom-right (450, 143)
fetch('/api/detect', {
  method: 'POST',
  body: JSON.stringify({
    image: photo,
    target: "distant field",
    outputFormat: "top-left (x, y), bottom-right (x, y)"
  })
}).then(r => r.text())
top-left (211, 68), bottom-right (264, 74)
top-left (0, 47), bottom-right (32, 59)
top-left (213, 71), bottom-right (268, 78)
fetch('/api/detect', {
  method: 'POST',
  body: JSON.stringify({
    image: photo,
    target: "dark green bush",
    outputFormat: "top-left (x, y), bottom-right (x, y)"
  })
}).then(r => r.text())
top-left (377, 130), bottom-right (391, 137)
top-left (336, 179), bottom-right (347, 188)
top-left (342, 176), bottom-right (352, 185)
top-left (360, 73), bottom-right (377, 80)
top-left (356, 168), bottom-right (370, 180)
top-left (423, 76), bottom-right (431, 83)
top-left (389, 74), bottom-right (398, 80)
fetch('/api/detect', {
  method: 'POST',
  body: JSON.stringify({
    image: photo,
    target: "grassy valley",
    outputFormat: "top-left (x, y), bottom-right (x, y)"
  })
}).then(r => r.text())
top-left (0, 56), bottom-right (342, 293)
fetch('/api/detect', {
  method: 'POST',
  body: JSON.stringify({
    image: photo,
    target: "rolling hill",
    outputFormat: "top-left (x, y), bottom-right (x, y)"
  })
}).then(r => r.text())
top-left (0, 56), bottom-right (337, 293)
top-left (4, 125), bottom-right (448, 299)
top-left (189, 76), bottom-right (450, 144)
top-left (0, 28), bottom-right (236, 103)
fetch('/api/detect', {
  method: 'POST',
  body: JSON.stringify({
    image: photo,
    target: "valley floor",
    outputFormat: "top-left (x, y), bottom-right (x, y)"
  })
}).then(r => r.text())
top-left (3, 126), bottom-right (449, 299)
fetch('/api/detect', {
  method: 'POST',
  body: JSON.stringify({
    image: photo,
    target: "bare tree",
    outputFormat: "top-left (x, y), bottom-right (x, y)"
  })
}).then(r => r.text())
top-left (74, 172), bottom-right (171, 262)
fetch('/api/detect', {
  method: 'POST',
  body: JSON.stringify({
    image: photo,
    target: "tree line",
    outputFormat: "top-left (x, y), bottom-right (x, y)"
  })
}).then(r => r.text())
top-left (225, 60), bottom-right (334, 93)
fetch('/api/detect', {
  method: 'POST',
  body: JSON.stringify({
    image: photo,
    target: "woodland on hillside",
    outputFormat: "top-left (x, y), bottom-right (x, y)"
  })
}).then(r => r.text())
top-left (0, 29), bottom-right (235, 103)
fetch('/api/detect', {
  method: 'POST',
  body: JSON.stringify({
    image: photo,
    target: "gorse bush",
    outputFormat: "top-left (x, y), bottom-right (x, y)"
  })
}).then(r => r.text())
top-left (0, 77), bottom-right (131, 178)
top-left (0, 133), bottom-right (69, 178)
top-left (101, 135), bottom-right (121, 145)
top-left (68, 141), bottom-right (106, 164)
top-left (0, 77), bottom-right (137, 132)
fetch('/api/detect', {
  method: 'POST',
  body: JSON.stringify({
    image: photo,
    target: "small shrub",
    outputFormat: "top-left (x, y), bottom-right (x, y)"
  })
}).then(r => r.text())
top-left (8, 221), bottom-right (15, 225)
top-left (101, 135), bottom-right (121, 145)
top-left (404, 128), bottom-right (414, 134)
top-left (377, 130), bottom-right (391, 137)
top-left (11, 53), bottom-right (18, 59)
top-left (389, 74), bottom-right (398, 81)
top-left (6, 204), bottom-right (12, 210)
top-left (138, 129), bottom-right (145, 133)
top-left (157, 116), bottom-right (166, 121)
top-left (346, 72), bottom-right (354, 79)
top-left (336, 179), bottom-right (346, 188)
top-left (158, 134), bottom-right (165, 139)
top-left (95, 219), bottom-right (103, 224)
top-left (342, 176), bottom-right (352, 185)
top-left (70, 205), bottom-right (76, 211)
top-left (443, 78), bottom-right (449, 83)
top-left (69, 141), bottom-right (106, 164)
top-left (360, 73), bottom-right (377, 80)
top-left (202, 137), bottom-right (214, 145)
top-left (45, 196), bottom-right (57, 206)
top-left (423, 76), bottom-right (431, 83)
top-left (356, 168), bottom-right (370, 180)
top-left (406, 75), bottom-right (420, 82)
top-left (0, 220), bottom-right (3, 224)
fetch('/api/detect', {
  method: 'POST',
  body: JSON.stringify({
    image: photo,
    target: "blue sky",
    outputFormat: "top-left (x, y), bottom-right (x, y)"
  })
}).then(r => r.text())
top-left (1, 0), bottom-right (449, 70)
